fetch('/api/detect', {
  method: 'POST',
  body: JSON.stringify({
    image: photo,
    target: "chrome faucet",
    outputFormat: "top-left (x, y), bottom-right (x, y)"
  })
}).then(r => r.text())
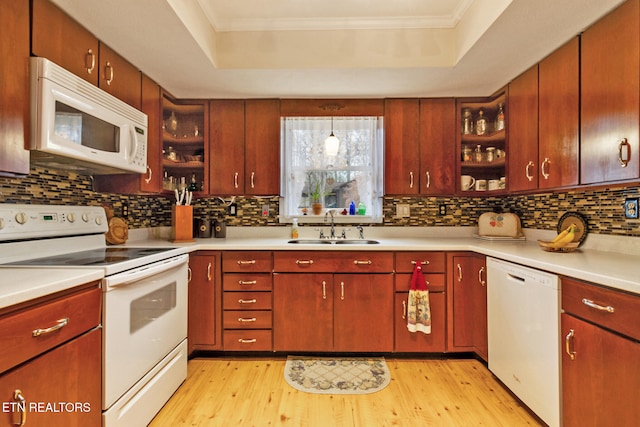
top-left (324, 209), bottom-right (336, 239)
top-left (356, 225), bottom-right (364, 239)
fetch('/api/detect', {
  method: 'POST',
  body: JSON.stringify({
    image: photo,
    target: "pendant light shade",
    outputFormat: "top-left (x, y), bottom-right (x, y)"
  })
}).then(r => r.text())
top-left (325, 117), bottom-right (340, 156)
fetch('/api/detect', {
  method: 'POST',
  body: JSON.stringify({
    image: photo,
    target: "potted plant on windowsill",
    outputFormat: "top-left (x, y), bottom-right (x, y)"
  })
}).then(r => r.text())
top-left (309, 181), bottom-right (324, 215)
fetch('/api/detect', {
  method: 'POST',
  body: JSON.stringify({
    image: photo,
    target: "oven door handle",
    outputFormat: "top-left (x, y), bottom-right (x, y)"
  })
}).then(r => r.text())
top-left (103, 254), bottom-right (188, 288)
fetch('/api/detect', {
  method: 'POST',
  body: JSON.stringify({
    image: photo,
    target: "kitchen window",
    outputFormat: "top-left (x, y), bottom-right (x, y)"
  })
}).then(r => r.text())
top-left (279, 116), bottom-right (384, 223)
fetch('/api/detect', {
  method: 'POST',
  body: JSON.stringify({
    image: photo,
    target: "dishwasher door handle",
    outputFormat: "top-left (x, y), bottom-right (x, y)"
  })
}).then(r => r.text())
top-left (507, 273), bottom-right (526, 283)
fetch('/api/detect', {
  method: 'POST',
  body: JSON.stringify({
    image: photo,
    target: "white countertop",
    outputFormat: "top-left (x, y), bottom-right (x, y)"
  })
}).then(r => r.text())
top-left (128, 226), bottom-right (640, 296)
top-left (0, 268), bottom-right (104, 310)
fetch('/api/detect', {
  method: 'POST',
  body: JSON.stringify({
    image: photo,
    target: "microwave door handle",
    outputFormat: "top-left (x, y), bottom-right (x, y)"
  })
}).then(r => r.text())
top-left (103, 254), bottom-right (187, 288)
top-left (126, 124), bottom-right (138, 163)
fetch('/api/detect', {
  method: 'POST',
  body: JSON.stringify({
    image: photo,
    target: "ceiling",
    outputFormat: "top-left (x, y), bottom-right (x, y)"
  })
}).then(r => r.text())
top-left (51, 0), bottom-right (625, 99)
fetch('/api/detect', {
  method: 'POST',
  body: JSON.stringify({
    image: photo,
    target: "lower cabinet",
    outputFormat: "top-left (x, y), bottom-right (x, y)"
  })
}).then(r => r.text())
top-left (188, 251), bottom-right (222, 353)
top-left (561, 277), bottom-right (640, 426)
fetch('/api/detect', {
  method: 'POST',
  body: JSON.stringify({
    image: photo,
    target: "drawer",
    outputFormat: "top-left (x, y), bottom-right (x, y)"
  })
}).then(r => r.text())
top-left (223, 291), bottom-right (272, 310)
top-left (222, 251), bottom-right (272, 272)
top-left (0, 286), bottom-right (101, 374)
top-left (274, 251), bottom-right (394, 273)
top-left (223, 329), bottom-right (272, 351)
top-left (562, 277), bottom-right (639, 341)
top-left (223, 310), bottom-right (272, 329)
top-left (395, 273), bottom-right (445, 292)
top-left (395, 252), bottom-right (446, 273)
top-left (223, 273), bottom-right (272, 291)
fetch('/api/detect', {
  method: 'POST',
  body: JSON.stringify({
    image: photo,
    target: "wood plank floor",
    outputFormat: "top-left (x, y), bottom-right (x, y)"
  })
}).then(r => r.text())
top-left (149, 357), bottom-right (543, 426)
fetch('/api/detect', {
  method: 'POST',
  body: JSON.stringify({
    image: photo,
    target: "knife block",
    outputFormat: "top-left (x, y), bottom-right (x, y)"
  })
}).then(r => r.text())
top-left (171, 205), bottom-right (194, 243)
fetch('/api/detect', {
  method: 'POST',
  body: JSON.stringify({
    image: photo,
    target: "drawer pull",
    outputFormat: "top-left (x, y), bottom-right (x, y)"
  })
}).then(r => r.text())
top-left (237, 260), bottom-right (257, 265)
top-left (411, 260), bottom-right (430, 265)
top-left (32, 317), bottom-right (69, 337)
top-left (13, 389), bottom-right (26, 426)
top-left (239, 280), bottom-right (258, 285)
top-left (238, 317), bottom-right (257, 323)
top-left (565, 329), bottom-right (576, 361)
top-left (238, 338), bottom-right (257, 344)
top-left (295, 259), bottom-right (314, 265)
top-left (582, 298), bottom-right (615, 313)
top-left (353, 260), bottom-right (372, 265)
top-left (238, 299), bottom-right (257, 304)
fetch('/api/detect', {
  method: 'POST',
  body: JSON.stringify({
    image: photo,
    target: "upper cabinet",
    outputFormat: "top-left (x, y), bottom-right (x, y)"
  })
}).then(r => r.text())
top-left (384, 99), bottom-right (420, 195)
top-left (209, 100), bottom-right (245, 195)
top-left (245, 99), bottom-right (281, 196)
top-left (0, 0), bottom-right (30, 176)
top-left (456, 90), bottom-right (507, 194)
top-left (581, 0), bottom-right (639, 184)
top-left (419, 98), bottom-right (456, 195)
top-left (32, 0), bottom-right (141, 109)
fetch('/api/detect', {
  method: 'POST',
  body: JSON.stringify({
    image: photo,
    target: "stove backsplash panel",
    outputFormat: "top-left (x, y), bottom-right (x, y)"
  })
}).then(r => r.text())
top-left (1, 167), bottom-right (638, 237)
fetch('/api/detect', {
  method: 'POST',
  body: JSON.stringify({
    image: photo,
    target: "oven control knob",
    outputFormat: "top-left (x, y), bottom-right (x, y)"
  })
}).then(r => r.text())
top-left (82, 213), bottom-right (90, 223)
top-left (95, 217), bottom-right (103, 226)
top-left (67, 213), bottom-right (76, 223)
top-left (15, 212), bottom-right (28, 225)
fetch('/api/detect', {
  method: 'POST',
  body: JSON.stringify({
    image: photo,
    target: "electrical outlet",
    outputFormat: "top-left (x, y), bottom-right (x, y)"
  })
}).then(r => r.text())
top-left (261, 204), bottom-right (270, 217)
top-left (439, 204), bottom-right (447, 216)
top-left (624, 198), bottom-right (639, 219)
top-left (396, 204), bottom-right (410, 218)
top-left (229, 203), bottom-right (238, 216)
top-left (122, 203), bottom-right (129, 217)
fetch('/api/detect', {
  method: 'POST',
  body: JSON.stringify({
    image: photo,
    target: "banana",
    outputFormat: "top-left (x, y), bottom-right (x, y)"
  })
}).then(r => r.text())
top-left (551, 228), bottom-right (569, 243)
top-left (550, 224), bottom-right (576, 248)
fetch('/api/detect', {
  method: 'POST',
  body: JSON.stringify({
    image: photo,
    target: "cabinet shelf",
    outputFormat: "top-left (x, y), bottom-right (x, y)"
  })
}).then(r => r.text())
top-left (163, 159), bottom-right (204, 169)
top-left (461, 129), bottom-right (505, 144)
top-left (163, 132), bottom-right (204, 145)
top-left (461, 157), bottom-right (506, 169)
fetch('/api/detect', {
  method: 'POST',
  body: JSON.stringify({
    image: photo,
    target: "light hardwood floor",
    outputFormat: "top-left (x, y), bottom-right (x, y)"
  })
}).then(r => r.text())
top-left (150, 357), bottom-right (543, 426)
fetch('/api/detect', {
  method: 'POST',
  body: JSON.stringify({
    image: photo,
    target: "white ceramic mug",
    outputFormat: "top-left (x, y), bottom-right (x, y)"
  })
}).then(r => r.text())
top-left (461, 175), bottom-right (476, 191)
top-left (475, 179), bottom-right (487, 191)
top-left (488, 179), bottom-right (500, 191)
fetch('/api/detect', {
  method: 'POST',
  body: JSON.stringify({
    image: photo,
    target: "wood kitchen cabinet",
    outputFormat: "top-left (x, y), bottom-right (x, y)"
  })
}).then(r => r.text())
top-left (209, 100), bottom-right (246, 195)
top-left (419, 99), bottom-right (456, 195)
top-left (561, 277), bottom-right (640, 427)
top-left (273, 251), bottom-right (394, 352)
top-left (245, 99), bottom-right (281, 195)
top-left (446, 252), bottom-right (487, 359)
top-left (581, 0), bottom-right (640, 184)
top-left (0, 0), bottom-right (30, 176)
top-left (188, 251), bottom-right (222, 354)
top-left (384, 99), bottom-right (420, 194)
top-left (222, 251), bottom-right (273, 351)
top-left (97, 42), bottom-right (142, 109)
top-left (394, 252), bottom-right (447, 353)
top-left (0, 284), bottom-right (102, 427)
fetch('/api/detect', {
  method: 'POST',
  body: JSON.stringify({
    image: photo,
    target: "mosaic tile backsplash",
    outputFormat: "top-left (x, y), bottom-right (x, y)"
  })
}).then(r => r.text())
top-left (1, 167), bottom-right (639, 236)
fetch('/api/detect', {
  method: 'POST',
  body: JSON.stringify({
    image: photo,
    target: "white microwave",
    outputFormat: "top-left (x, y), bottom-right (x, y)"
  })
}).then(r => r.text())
top-left (30, 57), bottom-right (148, 175)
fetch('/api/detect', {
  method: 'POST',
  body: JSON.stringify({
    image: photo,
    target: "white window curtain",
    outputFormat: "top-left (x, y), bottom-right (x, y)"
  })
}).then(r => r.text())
top-left (280, 116), bottom-right (384, 222)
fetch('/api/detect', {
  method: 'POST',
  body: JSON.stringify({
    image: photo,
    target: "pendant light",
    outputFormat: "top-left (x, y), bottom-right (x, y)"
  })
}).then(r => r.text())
top-left (325, 117), bottom-right (340, 156)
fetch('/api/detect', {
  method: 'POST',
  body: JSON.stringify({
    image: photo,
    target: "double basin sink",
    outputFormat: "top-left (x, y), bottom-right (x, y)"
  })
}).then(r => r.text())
top-left (287, 239), bottom-right (380, 245)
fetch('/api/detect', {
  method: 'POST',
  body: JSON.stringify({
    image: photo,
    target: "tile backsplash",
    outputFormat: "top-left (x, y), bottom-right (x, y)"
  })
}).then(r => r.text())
top-left (1, 167), bottom-right (639, 237)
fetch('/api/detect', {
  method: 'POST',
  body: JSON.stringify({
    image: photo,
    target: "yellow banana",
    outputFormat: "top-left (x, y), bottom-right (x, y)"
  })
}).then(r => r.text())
top-left (550, 224), bottom-right (576, 247)
top-left (551, 228), bottom-right (569, 243)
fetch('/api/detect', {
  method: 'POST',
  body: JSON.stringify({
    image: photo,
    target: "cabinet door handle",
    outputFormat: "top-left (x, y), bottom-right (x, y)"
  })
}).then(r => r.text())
top-left (13, 389), bottom-right (26, 426)
top-left (618, 138), bottom-right (631, 167)
top-left (525, 161), bottom-right (535, 181)
top-left (295, 259), bottom-right (314, 265)
top-left (207, 262), bottom-right (212, 281)
top-left (32, 317), bottom-right (69, 337)
top-left (340, 281), bottom-right (345, 300)
top-left (238, 299), bottom-right (257, 304)
top-left (582, 298), bottom-right (615, 313)
top-left (402, 300), bottom-right (407, 320)
top-left (104, 61), bottom-right (114, 86)
top-left (188, 267), bottom-right (192, 283)
top-left (237, 260), bottom-right (257, 265)
top-left (478, 266), bottom-right (486, 286)
top-left (234, 172), bottom-right (239, 188)
top-left (457, 263), bottom-right (463, 282)
top-left (85, 48), bottom-right (95, 74)
top-left (250, 172), bottom-right (255, 189)
top-left (238, 317), bottom-right (257, 323)
top-left (425, 171), bottom-right (431, 188)
top-left (409, 171), bottom-right (414, 189)
top-left (541, 157), bottom-right (551, 180)
top-left (238, 280), bottom-right (257, 285)
top-left (144, 166), bottom-right (153, 184)
top-left (322, 280), bottom-right (327, 300)
top-left (353, 260), bottom-right (372, 265)
top-left (411, 260), bottom-right (430, 265)
top-left (565, 329), bottom-right (576, 361)
top-left (238, 338), bottom-right (257, 344)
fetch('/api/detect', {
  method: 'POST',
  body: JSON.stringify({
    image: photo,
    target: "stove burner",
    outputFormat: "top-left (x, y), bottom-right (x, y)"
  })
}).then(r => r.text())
top-left (6, 247), bottom-right (174, 267)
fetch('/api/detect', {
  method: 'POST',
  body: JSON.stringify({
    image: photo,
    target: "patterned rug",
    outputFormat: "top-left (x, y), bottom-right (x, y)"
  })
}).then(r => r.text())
top-left (284, 356), bottom-right (390, 395)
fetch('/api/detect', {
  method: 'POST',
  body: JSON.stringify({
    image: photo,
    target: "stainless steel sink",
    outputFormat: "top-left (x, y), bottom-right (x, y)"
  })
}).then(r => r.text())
top-left (287, 239), bottom-right (333, 244)
top-left (334, 239), bottom-right (380, 245)
top-left (287, 239), bottom-right (380, 245)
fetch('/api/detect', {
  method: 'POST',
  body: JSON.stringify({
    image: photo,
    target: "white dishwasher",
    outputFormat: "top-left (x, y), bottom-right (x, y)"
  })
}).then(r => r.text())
top-left (486, 257), bottom-right (560, 427)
